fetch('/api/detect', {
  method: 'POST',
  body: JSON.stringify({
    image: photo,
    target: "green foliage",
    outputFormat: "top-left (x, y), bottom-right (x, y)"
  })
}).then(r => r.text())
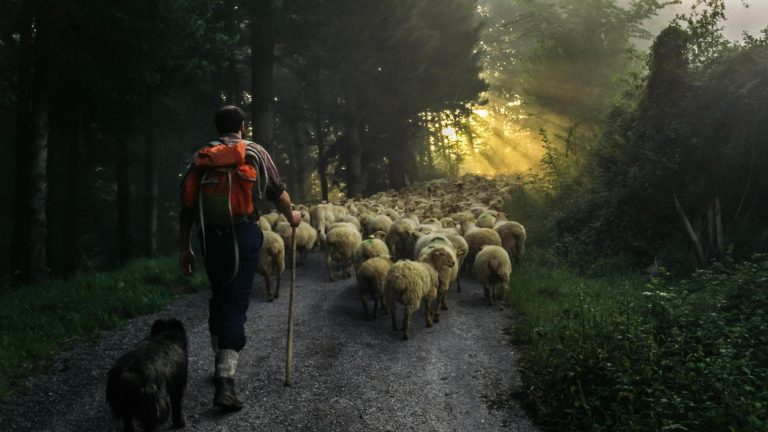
top-left (0, 258), bottom-right (206, 397)
top-left (549, 4), bottom-right (768, 268)
top-left (509, 251), bottom-right (768, 431)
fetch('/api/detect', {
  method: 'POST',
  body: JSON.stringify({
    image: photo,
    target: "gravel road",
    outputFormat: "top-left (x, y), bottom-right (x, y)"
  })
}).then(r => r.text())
top-left (0, 250), bottom-right (538, 432)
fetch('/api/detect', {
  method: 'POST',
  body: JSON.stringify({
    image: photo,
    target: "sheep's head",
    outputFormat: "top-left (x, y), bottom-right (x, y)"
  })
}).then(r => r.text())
top-left (369, 230), bottom-right (387, 240)
top-left (425, 248), bottom-right (455, 270)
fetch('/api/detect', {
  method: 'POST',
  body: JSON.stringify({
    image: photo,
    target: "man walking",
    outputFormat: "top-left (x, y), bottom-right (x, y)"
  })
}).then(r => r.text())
top-left (179, 105), bottom-right (300, 411)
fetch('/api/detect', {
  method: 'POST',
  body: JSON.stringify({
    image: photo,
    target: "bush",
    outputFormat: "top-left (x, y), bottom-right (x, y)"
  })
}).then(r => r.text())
top-left (0, 258), bottom-right (206, 397)
top-left (510, 251), bottom-right (768, 431)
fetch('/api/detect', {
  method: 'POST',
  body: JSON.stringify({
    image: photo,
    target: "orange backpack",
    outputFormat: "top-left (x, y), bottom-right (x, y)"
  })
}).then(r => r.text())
top-left (181, 140), bottom-right (259, 227)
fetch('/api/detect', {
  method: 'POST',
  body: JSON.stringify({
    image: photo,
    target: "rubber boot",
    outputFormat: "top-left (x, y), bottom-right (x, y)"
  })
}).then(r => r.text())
top-left (213, 349), bottom-right (244, 411)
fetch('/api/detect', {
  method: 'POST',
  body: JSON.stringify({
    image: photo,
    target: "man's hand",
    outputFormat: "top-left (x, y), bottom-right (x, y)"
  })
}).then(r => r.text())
top-left (180, 248), bottom-right (195, 276)
top-left (288, 210), bottom-right (301, 227)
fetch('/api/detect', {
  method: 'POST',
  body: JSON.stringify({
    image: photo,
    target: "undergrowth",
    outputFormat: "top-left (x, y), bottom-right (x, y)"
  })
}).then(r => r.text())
top-left (0, 258), bottom-right (206, 397)
top-left (508, 249), bottom-right (768, 431)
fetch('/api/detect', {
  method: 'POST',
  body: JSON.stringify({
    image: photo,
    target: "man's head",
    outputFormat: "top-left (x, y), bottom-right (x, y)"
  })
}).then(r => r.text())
top-left (214, 105), bottom-right (245, 135)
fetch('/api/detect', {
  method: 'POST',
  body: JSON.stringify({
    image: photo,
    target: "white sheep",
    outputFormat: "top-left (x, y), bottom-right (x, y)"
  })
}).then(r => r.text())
top-left (473, 245), bottom-right (512, 305)
top-left (258, 216), bottom-right (272, 232)
top-left (275, 221), bottom-right (318, 265)
top-left (258, 230), bottom-right (285, 301)
top-left (462, 222), bottom-right (502, 273)
top-left (325, 226), bottom-right (363, 281)
top-left (356, 256), bottom-right (393, 320)
top-left (494, 221), bottom-right (526, 263)
top-left (262, 211), bottom-right (281, 229)
top-left (310, 203), bottom-right (335, 248)
top-left (417, 242), bottom-right (458, 323)
top-left (385, 217), bottom-right (420, 261)
top-left (366, 214), bottom-right (393, 237)
top-left (354, 237), bottom-right (390, 272)
top-left (444, 233), bottom-right (469, 292)
top-left (337, 214), bottom-right (362, 232)
top-left (384, 247), bottom-right (455, 340)
top-left (475, 212), bottom-right (497, 229)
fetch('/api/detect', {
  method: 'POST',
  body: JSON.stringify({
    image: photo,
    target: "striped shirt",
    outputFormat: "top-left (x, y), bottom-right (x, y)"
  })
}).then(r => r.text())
top-left (217, 134), bottom-right (286, 202)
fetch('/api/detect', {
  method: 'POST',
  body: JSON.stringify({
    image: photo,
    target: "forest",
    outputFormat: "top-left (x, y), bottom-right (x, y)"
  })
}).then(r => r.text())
top-left (1, 0), bottom-right (767, 430)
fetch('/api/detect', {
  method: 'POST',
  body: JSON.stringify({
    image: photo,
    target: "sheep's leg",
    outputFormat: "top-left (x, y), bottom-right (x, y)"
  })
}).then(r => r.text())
top-left (274, 263), bottom-right (281, 299)
top-left (372, 296), bottom-right (379, 319)
top-left (325, 253), bottom-right (336, 282)
top-left (425, 300), bottom-right (434, 328)
top-left (300, 248), bottom-right (308, 265)
top-left (456, 256), bottom-right (465, 292)
top-left (486, 283), bottom-right (494, 306)
top-left (433, 291), bottom-right (443, 324)
top-left (379, 295), bottom-right (388, 315)
top-left (263, 274), bottom-right (273, 302)
top-left (360, 295), bottom-right (371, 321)
top-left (386, 294), bottom-right (398, 330)
top-left (403, 305), bottom-right (416, 340)
top-left (441, 282), bottom-right (449, 311)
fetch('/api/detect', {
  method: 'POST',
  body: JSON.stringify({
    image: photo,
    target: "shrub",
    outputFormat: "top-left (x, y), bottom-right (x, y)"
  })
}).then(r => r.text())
top-left (510, 252), bottom-right (768, 431)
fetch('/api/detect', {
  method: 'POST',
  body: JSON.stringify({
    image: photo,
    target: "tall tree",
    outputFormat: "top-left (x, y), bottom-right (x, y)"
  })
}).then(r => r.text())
top-left (10, 0), bottom-right (51, 284)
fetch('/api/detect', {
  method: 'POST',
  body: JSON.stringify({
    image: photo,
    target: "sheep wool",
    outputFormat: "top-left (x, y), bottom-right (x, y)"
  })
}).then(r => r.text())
top-left (385, 218), bottom-right (419, 261)
top-left (366, 214), bottom-right (393, 237)
top-left (418, 243), bottom-right (458, 323)
top-left (275, 221), bottom-right (318, 265)
top-left (473, 245), bottom-right (512, 305)
top-left (258, 230), bottom-right (286, 301)
top-left (355, 256), bottom-right (393, 320)
top-left (354, 238), bottom-right (390, 272)
top-left (494, 221), bottom-right (526, 263)
top-left (384, 260), bottom-right (439, 340)
top-left (325, 226), bottom-right (363, 281)
top-left (463, 223), bottom-right (502, 273)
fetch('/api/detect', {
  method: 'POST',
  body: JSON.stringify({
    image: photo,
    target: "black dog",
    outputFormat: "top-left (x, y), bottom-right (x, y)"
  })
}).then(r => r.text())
top-left (106, 319), bottom-right (188, 432)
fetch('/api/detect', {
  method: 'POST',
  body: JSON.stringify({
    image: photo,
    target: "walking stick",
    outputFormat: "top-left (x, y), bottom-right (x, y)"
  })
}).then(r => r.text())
top-left (284, 225), bottom-right (297, 386)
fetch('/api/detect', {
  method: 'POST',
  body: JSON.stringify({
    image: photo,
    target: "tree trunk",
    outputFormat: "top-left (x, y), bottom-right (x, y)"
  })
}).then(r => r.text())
top-left (290, 124), bottom-right (307, 203)
top-left (314, 119), bottom-right (329, 201)
top-left (61, 104), bottom-right (85, 276)
top-left (346, 120), bottom-right (364, 198)
top-left (117, 139), bottom-right (133, 264)
top-left (387, 127), bottom-right (407, 191)
top-left (11, 5), bottom-right (49, 284)
top-left (28, 84), bottom-right (49, 281)
top-left (144, 89), bottom-right (158, 257)
top-left (224, 0), bottom-right (239, 105)
top-left (714, 197), bottom-right (724, 257)
top-left (250, 5), bottom-right (275, 151)
top-left (673, 193), bottom-right (706, 265)
top-left (11, 7), bottom-right (35, 285)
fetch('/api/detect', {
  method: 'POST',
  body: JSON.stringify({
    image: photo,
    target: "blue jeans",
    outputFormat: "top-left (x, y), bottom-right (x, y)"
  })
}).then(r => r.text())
top-left (201, 222), bottom-right (263, 352)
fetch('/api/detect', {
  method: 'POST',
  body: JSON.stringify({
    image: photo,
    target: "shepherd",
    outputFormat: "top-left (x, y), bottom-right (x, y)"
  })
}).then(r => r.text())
top-left (179, 105), bottom-right (300, 411)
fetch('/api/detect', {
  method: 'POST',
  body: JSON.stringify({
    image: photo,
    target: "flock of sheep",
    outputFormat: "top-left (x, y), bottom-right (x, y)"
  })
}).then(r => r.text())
top-left (256, 175), bottom-right (526, 340)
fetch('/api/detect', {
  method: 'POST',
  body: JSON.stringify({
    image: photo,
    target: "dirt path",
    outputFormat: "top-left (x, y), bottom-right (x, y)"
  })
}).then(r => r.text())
top-left (0, 251), bottom-right (538, 432)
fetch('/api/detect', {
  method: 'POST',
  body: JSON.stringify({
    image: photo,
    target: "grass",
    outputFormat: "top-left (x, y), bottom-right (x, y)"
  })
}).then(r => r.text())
top-left (0, 258), bottom-right (207, 397)
top-left (506, 248), bottom-right (768, 431)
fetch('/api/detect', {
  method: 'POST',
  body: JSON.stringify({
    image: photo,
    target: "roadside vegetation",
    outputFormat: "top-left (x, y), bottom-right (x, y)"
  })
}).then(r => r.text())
top-left (0, 259), bottom-right (206, 397)
top-left (507, 249), bottom-right (768, 431)
top-left (500, 1), bottom-right (768, 430)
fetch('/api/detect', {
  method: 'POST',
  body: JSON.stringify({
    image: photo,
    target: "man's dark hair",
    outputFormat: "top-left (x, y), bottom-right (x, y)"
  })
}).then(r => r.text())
top-left (214, 105), bottom-right (246, 135)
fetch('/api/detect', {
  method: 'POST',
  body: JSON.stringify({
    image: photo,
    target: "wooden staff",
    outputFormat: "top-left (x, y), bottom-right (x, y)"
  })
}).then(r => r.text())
top-left (284, 225), bottom-right (297, 386)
